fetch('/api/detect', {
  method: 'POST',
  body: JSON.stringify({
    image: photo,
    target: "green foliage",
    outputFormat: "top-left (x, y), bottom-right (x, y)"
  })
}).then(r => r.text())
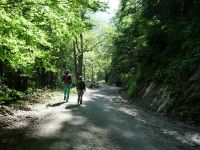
top-left (70, 87), bottom-right (77, 94)
top-left (121, 73), bottom-right (137, 97)
top-left (109, 0), bottom-right (200, 122)
top-left (153, 57), bottom-right (198, 83)
top-left (25, 87), bottom-right (33, 94)
top-left (0, 83), bottom-right (23, 104)
top-left (0, 0), bottom-right (107, 104)
top-left (0, 0), bottom-right (106, 74)
top-left (111, 0), bottom-right (200, 90)
top-left (84, 26), bottom-right (115, 82)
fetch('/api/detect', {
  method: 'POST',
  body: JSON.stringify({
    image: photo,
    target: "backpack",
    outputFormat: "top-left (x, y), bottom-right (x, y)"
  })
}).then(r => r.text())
top-left (77, 81), bottom-right (85, 90)
top-left (63, 74), bottom-right (72, 84)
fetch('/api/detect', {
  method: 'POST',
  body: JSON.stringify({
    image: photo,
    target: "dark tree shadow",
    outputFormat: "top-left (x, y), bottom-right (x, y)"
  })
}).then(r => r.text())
top-left (46, 101), bottom-right (65, 107)
top-left (0, 85), bottom-right (196, 150)
top-left (65, 104), bottom-right (80, 110)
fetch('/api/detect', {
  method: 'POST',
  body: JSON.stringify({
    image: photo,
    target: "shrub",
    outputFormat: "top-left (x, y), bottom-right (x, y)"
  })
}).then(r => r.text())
top-left (121, 73), bottom-right (137, 97)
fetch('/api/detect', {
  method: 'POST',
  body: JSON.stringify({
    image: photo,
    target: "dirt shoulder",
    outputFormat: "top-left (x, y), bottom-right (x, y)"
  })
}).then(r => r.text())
top-left (114, 86), bottom-right (200, 148)
top-left (0, 90), bottom-right (66, 128)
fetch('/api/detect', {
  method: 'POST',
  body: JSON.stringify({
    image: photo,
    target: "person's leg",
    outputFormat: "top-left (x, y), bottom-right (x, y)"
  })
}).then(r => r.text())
top-left (63, 85), bottom-right (67, 100)
top-left (77, 89), bottom-right (79, 103)
top-left (66, 84), bottom-right (71, 101)
top-left (78, 91), bottom-right (80, 104)
top-left (80, 91), bottom-right (83, 104)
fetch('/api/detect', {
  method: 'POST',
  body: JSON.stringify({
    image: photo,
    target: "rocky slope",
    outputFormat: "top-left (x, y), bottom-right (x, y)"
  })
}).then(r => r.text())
top-left (134, 67), bottom-right (200, 124)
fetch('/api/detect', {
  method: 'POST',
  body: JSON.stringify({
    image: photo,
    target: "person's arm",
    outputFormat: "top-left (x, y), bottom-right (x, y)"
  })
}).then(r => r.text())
top-left (69, 75), bottom-right (72, 84)
top-left (70, 77), bottom-right (72, 84)
top-left (83, 82), bottom-right (86, 91)
top-left (62, 75), bottom-right (65, 82)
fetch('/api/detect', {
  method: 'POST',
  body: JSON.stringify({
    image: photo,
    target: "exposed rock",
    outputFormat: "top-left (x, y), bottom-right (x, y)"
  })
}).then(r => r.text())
top-left (135, 68), bottom-right (200, 124)
top-left (143, 82), bottom-right (156, 97)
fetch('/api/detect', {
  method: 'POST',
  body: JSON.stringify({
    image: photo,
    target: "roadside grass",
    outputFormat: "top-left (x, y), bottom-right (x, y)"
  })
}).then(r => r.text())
top-left (70, 87), bottom-right (77, 93)
top-left (0, 87), bottom-right (78, 115)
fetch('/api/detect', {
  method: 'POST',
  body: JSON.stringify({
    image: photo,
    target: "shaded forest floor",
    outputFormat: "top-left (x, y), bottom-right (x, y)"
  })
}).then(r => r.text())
top-left (0, 85), bottom-right (200, 150)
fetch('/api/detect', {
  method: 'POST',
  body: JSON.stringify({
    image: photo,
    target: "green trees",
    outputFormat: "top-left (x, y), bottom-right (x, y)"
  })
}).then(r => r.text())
top-left (83, 25), bottom-right (115, 85)
top-left (110, 0), bottom-right (200, 96)
top-left (0, 0), bottom-right (106, 104)
top-left (109, 0), bottom-right (200, 122)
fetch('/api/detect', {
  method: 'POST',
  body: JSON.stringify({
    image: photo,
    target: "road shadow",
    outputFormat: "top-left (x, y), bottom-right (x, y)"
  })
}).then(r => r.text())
top-left (65, 104), bottom-right (80, 110)
top-left (46, 101), bottom-right (65, 107)
top-left (1, 85), bottom-right (198, 150)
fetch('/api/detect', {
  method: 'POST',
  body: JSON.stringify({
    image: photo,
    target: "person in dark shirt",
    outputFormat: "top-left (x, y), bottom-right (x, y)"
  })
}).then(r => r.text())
top-left (76, 76), bottom-right (86, 104)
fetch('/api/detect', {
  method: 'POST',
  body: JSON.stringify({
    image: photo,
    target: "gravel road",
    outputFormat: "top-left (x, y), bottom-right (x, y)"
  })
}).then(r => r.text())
top-left (0, 85), bottom-right (199, 150)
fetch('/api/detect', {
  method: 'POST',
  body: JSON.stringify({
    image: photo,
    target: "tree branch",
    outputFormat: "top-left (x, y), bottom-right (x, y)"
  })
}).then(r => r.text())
top-left (83, 40), bottom-right (105, 52)
top-left (0, 1), bottom-right (74, 8)
top-left (75, 36), bottom-right (81, 53)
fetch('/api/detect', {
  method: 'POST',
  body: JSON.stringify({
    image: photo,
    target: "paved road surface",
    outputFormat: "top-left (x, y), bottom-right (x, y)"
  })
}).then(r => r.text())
top-left (0, 85), bottom-right (199, 150)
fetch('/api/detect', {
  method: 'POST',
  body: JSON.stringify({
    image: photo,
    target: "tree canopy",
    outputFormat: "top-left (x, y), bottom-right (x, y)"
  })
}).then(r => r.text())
top-left (0, 0), bottom-right (108, 104)
top-left (110, 0), bottom-right (200, 95)
top-left (1, 0), bottom-right (200, 123)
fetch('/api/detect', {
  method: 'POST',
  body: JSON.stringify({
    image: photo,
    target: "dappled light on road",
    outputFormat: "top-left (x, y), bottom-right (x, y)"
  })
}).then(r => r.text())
top-left (34, 112), bottom-right (73, 137)
top-left (0, 86), bottom-right (199, 150)
top-left (118, 107), bottom-right (138, 118)
top-left (69, 115), bottom-right (87, 126)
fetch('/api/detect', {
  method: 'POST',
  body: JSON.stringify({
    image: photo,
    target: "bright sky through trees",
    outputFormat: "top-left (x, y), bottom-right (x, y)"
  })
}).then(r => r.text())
top-left (94, 0), bottom-right (120, 24)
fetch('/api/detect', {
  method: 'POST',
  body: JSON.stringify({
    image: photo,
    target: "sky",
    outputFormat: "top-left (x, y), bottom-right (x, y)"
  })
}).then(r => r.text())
top-left (92, 0), bottom-right (120, 24)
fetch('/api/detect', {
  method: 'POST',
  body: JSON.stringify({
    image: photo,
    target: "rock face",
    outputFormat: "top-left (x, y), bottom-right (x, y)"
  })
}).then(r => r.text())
top-left (136, 68), bottom-right (200, 124)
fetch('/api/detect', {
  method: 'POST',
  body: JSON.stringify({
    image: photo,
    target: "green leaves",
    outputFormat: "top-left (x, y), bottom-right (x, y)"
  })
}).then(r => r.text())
top-left (110, 0), bottom-right (200, 98)
top-left (0, 0), bottom-right (106, 76)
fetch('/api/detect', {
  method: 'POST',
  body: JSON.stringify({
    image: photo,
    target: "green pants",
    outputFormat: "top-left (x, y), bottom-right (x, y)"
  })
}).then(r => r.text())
top-left (64, 84), bottom-right (71, 101)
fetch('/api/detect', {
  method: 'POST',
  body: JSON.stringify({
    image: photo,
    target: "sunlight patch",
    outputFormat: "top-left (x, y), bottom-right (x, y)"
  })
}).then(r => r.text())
top-left (184, 133), bottom-right (200, 145)
top-left (12, 120), bottom-right (29, 128)
top-left (162, 129), bottom-right (200, 146)
top-left (69, 116), bottom-right (87, 126)
top-left (162, 129), bottom-right (178, 135)
top-left (80, 104), bottom-right (87, 107)
top-left (79, 131), bottom-right (93, 139)
top-left (118, 107), bottom-right (138, 117)
top-left (77, 126), bottom-right (120, 150)
top-left (122, 131), bottom-right (135, 139)
top-left (34, 113), bottom-right (73, 137)
top-left (88, 126), bottom-right (108, 134)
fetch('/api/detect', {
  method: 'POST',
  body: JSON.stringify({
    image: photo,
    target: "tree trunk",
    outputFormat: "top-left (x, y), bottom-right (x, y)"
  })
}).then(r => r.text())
top-left (77, 53), bottom-right (83, 77)
top-left (83, 61), bottom-right (86, 81)
top-left (92, 63), bottom-right (94, 85)
top-left (77, 34), bottom-right (84, 77)
top-left (73, 41), bottom-right (78, 83)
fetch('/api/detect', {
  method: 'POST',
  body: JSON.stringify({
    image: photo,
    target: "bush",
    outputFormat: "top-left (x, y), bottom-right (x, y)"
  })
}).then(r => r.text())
top-left (0, 83), bottom-right (23, 105)
top-left (152, 56), bottom-right (198, 83)
top-left (121, 73), bottom-right (137, 97)
top-left (25, 87), bottom-right (34, 94)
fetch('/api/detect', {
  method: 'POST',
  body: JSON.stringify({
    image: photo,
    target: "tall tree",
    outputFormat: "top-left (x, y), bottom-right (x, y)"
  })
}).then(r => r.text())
top-left (0, 0), bottom-right (107, 91)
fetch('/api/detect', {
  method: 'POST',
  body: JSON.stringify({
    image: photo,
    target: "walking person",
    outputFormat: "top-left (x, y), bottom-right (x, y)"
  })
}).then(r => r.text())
top-left (76, 76), bottom-right (86, 104)
top-left (63, 71), bottom-right (72, 102)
